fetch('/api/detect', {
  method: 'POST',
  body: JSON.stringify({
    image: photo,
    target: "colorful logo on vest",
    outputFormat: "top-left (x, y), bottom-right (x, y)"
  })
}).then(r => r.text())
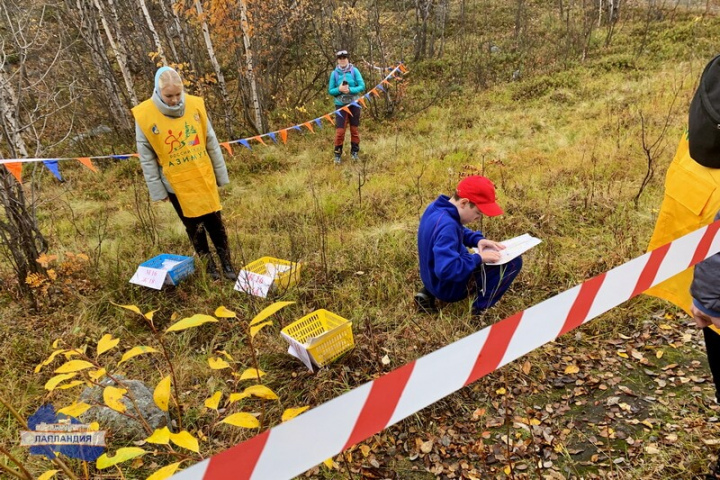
top-left (164, 122), bottom-right (201, 154)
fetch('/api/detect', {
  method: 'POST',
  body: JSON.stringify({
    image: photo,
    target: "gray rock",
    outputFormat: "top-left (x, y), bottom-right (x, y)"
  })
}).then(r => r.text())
top-left (79, 375), bottom-right (170, 440)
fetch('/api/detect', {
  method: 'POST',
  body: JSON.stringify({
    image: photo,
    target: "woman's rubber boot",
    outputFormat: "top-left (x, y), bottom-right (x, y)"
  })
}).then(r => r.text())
top-left (205, 256), bottom-right (220, 280)
top-left (218, 249), bottom-right (236, 281)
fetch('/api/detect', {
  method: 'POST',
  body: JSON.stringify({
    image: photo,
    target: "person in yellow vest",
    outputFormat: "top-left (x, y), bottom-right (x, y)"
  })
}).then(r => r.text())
top-left (646, 55), bottom-right (720, 478)
top-left (132, 66), bottom-right (235, 280)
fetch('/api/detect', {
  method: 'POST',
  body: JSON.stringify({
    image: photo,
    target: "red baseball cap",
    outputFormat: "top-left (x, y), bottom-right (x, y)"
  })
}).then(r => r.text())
top-left (456, 176), bottom-right (504, 217)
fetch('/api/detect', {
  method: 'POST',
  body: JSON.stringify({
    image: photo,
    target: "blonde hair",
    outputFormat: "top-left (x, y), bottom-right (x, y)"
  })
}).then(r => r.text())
top-left (158, 69), bottom-right (183, 90)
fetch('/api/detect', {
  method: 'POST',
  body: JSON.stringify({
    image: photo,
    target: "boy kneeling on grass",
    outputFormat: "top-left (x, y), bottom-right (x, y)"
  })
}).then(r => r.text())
top-left (415, 175), bottom-right (522, 315)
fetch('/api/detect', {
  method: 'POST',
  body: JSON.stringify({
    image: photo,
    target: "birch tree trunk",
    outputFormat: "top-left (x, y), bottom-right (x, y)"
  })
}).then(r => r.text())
top-left (157, 0), bottom-right (180, 63)
top-left (0, 70), bottom-right (47, 297)
top-left (70, 0), bottom-right (132, 129)
top-left (93, 0), bottom-right (138, 106)
top-left (194, 0), bottom-right (234, 136)
top-left (238, 0), bottom-right (267, 133)
top-left (137, 0), bottom-right (167, 64)
top-left (170, 0), bottom-right (201, 73)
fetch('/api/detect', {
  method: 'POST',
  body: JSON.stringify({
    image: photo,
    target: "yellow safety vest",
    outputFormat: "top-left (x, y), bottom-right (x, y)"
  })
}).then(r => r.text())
top-left (646, 132), bottom-right (720, 321)
top-left (132, 95), bottom-right (221, 218)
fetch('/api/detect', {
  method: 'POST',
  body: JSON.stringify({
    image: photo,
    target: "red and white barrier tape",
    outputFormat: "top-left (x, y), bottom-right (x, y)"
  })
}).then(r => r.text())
top-left (171, 219), bottom-right (720, 480)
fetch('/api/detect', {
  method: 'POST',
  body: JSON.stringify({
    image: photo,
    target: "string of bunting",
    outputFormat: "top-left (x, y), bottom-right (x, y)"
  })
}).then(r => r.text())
top-left (0, 63), bottom-right (408, 184)
top-left (167, 220), bottom-right (720, 480)
top-left (362, 59), bottom-right (402, 72)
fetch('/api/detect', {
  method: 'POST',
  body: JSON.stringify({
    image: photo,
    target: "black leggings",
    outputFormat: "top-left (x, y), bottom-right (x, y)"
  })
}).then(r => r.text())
top-left (167, 193), bottom-right (229, 256)
top-left (704, 326), bottom-right (720, 403)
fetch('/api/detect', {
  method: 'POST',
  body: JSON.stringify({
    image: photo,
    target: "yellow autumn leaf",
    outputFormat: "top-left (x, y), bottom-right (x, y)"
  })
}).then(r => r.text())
top-left (243, 385), bottom-right (279, 400)
top-left (221, 412), bottom-right (260, 428)
top-left (323, 457), bottom-right (337, 468)
top-left (496, 387), bottom-right (507, 395)
top-left (62, 347), bottom-right (86, 359)
top-left (103, 386), bottom-right (127, 413)
top-left (55, 360), bottom-right (94, 374)
top-left (119, 346), bottom-right (159, 364)
top-left (618, 352), bottom-right (629, 358)
top-left (57, 380), bottom-right (85, 390)
top-left (57, 402), bottom-right (91, 418)
top-left (659, 324), bottom-right (673, 330)
top-left (154, 375), bottom-right (172, 412)
top-left (96, 447), bottom-right (147, 469)
top-left (214, 306), bottom-right (236, 318)
top-left (145, 462), bottom-right (182, 480)
top-left (205, 391), bottom-right (222, 410)
top-left (281, 406), bottom-right (310, 422)
top-left (228, 392), bottom-right (249, 403)
top-left (237, 368), bottom-right (265, 381)
top-left (656, 350), bottom-right (664, 359)
top-left (97, 334), bottom-right (120, 356)
top-left (249, 301), bottom-right (294, 327)
top-left (208, 357), bottom-right (230, 370)
top-left (166, 314), bottom-right (218, 332)
top-left (38, 470), bottom-right (59, 480)
top-left (45, 373), bottom-right (77, 391)
top-left (169, 430), bottom-right (199, 452)
top-left (217, 350), bottom-right (234, 361)
top-left (250, 321), bottom-right (273, 339)
top-left (564, 365), bottom-right (580, 374)
top-left (35, 349), bottom-right (66, 373)
top-left (144, 309), bottom-right (159, 321)
top-left (111, 302), bottom-right (143, 316)
top-left (359, 445), bottom-right (371, 457)
top-left (145, 427), bottom-right (171, 445)
top-left (89, 368), bottom-right (107, 381)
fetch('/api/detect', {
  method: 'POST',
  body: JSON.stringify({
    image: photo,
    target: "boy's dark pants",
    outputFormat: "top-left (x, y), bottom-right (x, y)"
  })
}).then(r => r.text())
top-left (703, 326), bottom-right (720, 403)
top-left (470, 257), bottom-right (523, 312)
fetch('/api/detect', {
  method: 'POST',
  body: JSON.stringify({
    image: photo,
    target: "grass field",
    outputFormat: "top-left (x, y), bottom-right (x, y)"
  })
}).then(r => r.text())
top-left (3, 4), bottom-right (720, 479)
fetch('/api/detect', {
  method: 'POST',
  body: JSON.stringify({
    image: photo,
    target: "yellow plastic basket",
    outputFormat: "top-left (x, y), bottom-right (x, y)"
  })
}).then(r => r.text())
top-left (241, 256), bottom-right (302, 290)
top-left (281, 309), bottom-right (354, 367)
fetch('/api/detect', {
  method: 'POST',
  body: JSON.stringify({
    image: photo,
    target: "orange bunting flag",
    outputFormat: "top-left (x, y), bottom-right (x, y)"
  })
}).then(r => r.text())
top-left (303, 122), bottom-right (314, 133)
top-left (399, 64), bottom-right (408, 74)
top-left (77, 157), bottom-right (98, 173)
top-left (381, 79), bottom-right (391, 86)
top-left (323, 114), bottom-right (334, 124)
top-left (340, 106), bottom-right (353, 116)
top-left (220, 142), bottom-right (233, 155)
top-left (279, 129), bottom-right (288, 144)
top-left (4, 162), bottom-right (22, 183)
top-left (252, 135), bottom-right (267, 146)
top-left (370, 89), bottom-right (381, 98)
top-left (358, 97), bottom-right (367, 108)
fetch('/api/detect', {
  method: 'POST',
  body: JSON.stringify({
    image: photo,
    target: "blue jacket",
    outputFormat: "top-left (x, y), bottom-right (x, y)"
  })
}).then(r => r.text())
top-left (328, 65), bottom-right (366, 106)
top-left (418, 195), bottom-right (484, 302)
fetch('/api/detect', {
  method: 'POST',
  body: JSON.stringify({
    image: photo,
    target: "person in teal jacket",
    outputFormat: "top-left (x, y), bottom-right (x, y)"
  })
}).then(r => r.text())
top-left (328, 50), bottom-right (365, 164)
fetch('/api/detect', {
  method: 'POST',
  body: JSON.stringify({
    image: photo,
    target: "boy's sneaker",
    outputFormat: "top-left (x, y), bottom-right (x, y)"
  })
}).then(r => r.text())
top-left (334, 153), bottom-right (342, 165)
top-left (351, 151), bottom-right (359, 161)
top-left (414, 287), bottom-right (438, 314)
